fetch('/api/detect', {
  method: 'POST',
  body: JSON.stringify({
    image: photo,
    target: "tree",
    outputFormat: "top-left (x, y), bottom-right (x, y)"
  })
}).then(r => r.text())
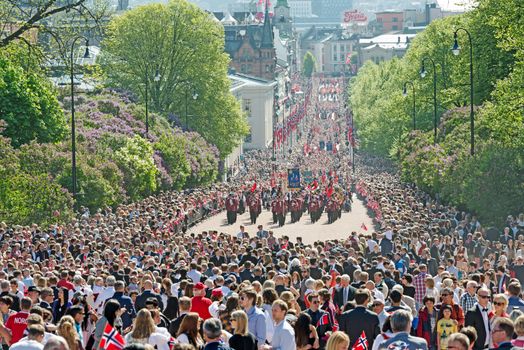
top-left (0, 49), bottom-right (67, 147)
top-left (100, 0), bottom-right (248, 157)
top-left (302, 51), bottom-right (316, 78)
top-left (0, 0), bottom-right (110, 48)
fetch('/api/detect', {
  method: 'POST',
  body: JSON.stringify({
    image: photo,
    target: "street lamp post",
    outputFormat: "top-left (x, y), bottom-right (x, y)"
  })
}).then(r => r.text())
top-left (452, 28), bottom-right (475, 156)
top-left (185, 87), bottom-right (198, 130)
top-left (402, 81), bottom-right (416, 130)
top-left (144, 67), bottom-right (161, 138)
top-left (420, 57), bottom-right (438, 144)
top-left (69, 36), bottom-right (90, 205)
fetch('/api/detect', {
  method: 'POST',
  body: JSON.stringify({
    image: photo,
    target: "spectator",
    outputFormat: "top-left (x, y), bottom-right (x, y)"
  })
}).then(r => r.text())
top-left (464, 287), bottom-right (491, 350)
top-left (446, 333), bottom-right (470, 350)
top-left (203, 318), bottom-right (233, 350)
top-left (9, 324), bottom-right (45, 350)
top-left (379, 310), bottom-right (427, 350)
top-left (512, 315), bottom-right (524, 347)
top-left (325, 331), bottom-right (349, 350)
top-left (176, 312), bottom-right (204, 349)
top-left (125, 309), bottom-right (170, 350)
top-left (271, 300), bottom-right (296, 350)
top-left (239, 288), bottom-right (266, 345)
top-left (56, 316), bottom-right (82, 350)
top-left (339, 289), bottom-right (380, 349)
top-left (229, 310), bottom-right (257, 350)
top-left (489, 317), bottom-right (514, 350)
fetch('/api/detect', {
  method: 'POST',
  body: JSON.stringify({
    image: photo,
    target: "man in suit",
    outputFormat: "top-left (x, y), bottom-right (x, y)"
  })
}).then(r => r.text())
top-left (379, 309), bottom-right (428, 350)
top-left (333, 275), bottom-right (356, 310)
top-left (496, 266), bottom-right (511, 294)
top-left (489, 317), bottom-right (516, 350)
top-left (169, 296), bottom-right (191, 337)
top-left (135, 280), bottom-right (163, 311)
top-left (112, 281), bottom-right (136, 329)
top-left (464, 287), bottom-right (491, 350)
top-left (327, 256), bottom-right (343, 275)
top-left (339, 289), bottom-right (380, 349)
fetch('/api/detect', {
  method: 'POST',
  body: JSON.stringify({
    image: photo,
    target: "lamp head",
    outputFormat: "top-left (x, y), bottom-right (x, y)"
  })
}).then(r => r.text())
top-left (154, 69), bottom-right (161, 82)
top-left (420, 64), bottom-right (427, 78)
top-left (402, 85), bottom-right (408, 97)
top-left (83, 39), bottom-right (90, 58)
top-left (451, 33), bottom-right (460, 56)
top-left (192, 92), bottom-right (199, 100)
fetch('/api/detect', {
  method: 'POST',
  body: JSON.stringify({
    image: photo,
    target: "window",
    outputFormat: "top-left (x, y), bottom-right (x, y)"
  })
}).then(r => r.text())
top-left (392, 25), bottom-right (398, 30)
top-left (243, 99), bottom-right (252, 115)
top-left (392, 17), bottom-right (398, 22)
top-left (241, 64), bottom-right (246, 73)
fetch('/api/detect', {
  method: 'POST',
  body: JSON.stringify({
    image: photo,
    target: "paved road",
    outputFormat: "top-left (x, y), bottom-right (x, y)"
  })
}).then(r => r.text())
top-left (190, 194), bottom-right (375, 244)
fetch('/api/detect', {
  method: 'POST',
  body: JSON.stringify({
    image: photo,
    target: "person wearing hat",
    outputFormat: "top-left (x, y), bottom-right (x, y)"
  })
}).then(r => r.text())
top-left (190, 282), bottom-right (212, 320)
top-left (27, 286), bottom-right (40, 305)
top-left (208, 288), bottom-right (224, 319)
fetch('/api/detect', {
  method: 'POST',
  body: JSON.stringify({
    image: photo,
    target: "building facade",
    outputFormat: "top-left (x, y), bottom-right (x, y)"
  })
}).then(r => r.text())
top-left (375, 11), bottom-right (404, 33)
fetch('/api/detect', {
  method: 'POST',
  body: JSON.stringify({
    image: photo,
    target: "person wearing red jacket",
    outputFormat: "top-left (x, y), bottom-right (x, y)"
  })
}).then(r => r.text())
top-left (190, 282), bottom-right (212, 320)
top-left (225, 193), bottom-right (239, 225)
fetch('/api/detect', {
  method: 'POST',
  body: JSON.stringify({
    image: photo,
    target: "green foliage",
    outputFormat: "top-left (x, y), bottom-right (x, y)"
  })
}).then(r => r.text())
top-left (349, 58), bottom-right (409, 155)
top-left (114, 135), bottom-right (158, 201)
top-left (100, 0), bottom-right (248, 156)
top-left (349, 2), bottom-right (524, 225)
top-left (154, 132), bottom-right (191, 190)
top-left (302, 51), bottom-right (316, 78)
top-left (0, 133), bottom-right (73, 226)
top-left (0, 45), bottom-right (67, 148)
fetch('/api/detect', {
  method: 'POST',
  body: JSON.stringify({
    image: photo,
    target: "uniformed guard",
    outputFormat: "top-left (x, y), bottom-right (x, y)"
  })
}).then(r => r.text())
top-left (225, 192), bottom-right (239, 225)
top-left (248, 193), bottom-right (261, 225)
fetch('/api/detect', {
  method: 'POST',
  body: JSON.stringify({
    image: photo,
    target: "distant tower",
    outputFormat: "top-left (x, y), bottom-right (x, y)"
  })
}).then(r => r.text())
top-left (117, 0), bottom-right (128, 11)
top-left (259, 0), bottom-right (276, 80)
top-left (273, 0), bottom-right (292, 36)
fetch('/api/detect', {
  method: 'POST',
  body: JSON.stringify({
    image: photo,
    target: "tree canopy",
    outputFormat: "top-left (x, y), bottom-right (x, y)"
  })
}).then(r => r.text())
top-left (302, 51), bottom-right (316, 78)
top-left (100, 0), bottom-right (248, 157)
top-left (348, 0), bottom-right (524, 225)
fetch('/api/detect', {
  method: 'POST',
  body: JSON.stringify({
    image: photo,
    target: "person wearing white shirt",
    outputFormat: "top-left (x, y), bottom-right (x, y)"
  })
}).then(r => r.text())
top-left (366, 281), bottom-right (385, 302)
top-left (270, 300), bottom-right (296, 350)
top-left (187, 263), bottom-right (202, 283)
top-left (11, 324), bottom-right (45, 350)
top-left (93, 276), bottom-right (116, 315)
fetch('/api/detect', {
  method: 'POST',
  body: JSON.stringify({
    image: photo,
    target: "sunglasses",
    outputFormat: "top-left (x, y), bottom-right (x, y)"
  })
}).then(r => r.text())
top-left (372, 303), bottom-right (382, 307)
top-left (312, 300), bottom-right (320, 304)
top-left (441, 294), bottom-right (450, 297)
top-left (493, 301), bottom-right (505, 306)
top-left (479, 295), bottom-right (490, 299)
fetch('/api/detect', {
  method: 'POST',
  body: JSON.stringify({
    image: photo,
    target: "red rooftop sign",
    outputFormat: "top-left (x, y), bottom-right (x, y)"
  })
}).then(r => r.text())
top-left (343, 10), bottom-right (368, 23)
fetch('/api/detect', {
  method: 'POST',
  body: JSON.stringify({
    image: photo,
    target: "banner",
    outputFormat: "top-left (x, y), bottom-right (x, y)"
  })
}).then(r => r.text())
top-left (303, 170), bottom-right (313, 184)
top-left (287, 168), bottom-right (301, 190)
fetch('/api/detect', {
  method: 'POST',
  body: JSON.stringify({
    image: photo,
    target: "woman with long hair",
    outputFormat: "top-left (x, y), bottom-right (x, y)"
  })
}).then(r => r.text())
top-left (125, 309), bottom-right (170, 350)
top-left (489, 294), bottom-right (510, 348)
top-left (325, 331), bottom-right (349, 350)
top-left (162, 278), bottom-right (179, 320)
top-left (228, 310), bottom-right (257, 350)
top-left (176, 312), bottom-right (204, 349)
top-left (52, 287), bottom-right (71, 323)
top-left (93, 299), bottom-right (122, 349)
top-left (294, 312), bottom-right (319, 350)
top-left (57, 315), bottom-right (84, 350)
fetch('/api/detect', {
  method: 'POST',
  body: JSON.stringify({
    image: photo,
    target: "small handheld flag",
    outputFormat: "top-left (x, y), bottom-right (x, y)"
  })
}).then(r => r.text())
top-left (99, 323), bottom-right (125, 350)
top-left (361, 223), bottom-right (368, 231)
top-left (352, 331), bottom-right (368, 350)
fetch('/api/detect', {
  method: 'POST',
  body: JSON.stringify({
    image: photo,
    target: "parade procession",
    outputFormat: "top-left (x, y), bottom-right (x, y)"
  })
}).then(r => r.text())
top-left (222, 77), bottom-right (355, 230)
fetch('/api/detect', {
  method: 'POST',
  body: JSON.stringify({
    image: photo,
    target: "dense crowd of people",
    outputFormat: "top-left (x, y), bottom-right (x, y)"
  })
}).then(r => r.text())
top-left (0, 76), bottom-right (524, 350)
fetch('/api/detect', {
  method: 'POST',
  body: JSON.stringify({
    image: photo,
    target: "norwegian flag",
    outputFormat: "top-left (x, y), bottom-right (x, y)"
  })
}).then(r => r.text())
top-left (168, 337), bottom-right (176, 350)
top-left (326, 186), bottom-right (334, 198)
top-left (99, 323), bottom-right (125, 350)
top-left (250, 181), bottom-right (257, 193)
top-left (316, 312), bottom-right (330, 327)
top-left (361, 223), bottom-right (368, 231)
top-left (352, 331), bottom-right (368, 350)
